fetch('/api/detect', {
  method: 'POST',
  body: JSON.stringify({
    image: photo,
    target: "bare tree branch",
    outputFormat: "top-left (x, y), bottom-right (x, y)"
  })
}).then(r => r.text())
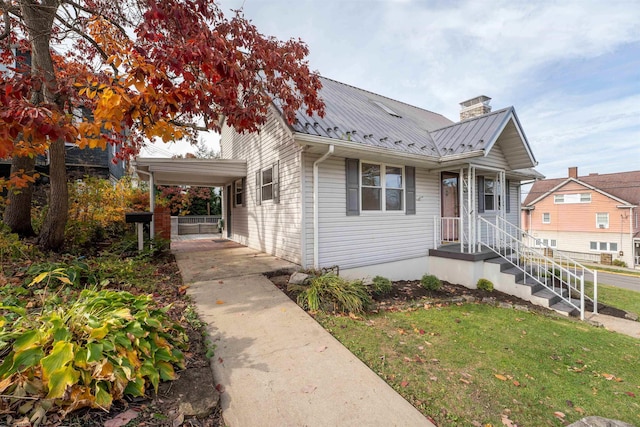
top-left (61, 0), bottom-right (129, 38)
top-left (169, 120), bottom-right (210, 132)
top-left (0, 1), bottom-right (18, 40)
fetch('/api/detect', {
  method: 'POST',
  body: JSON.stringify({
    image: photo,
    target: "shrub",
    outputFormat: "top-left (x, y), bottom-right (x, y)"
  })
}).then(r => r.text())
top-left (291, 273), bottom-right (371, 313)
top-left (0, 225), bottom-right (41, 262)
top-left (420, 274), bottom-right (442, 291)
top-left (612, 259), bottom-right (628, 268)
top-left (0, 289), bottom-right (186, 420)
top-left (369, 275), bottom-right (393, 296)
top-left (477, 278), bottom-right (494, 292)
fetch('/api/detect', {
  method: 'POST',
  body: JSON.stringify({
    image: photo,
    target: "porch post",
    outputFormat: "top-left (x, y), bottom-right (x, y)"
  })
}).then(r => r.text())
top-left (467, 165), bottom-right (475, 254)
top-left (459, 166), bottom-right (464, 253)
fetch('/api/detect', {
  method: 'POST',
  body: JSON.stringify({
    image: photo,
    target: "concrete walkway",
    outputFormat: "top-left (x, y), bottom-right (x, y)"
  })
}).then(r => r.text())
top-left (172, 236), bottom-right (433, 427)
top-left (585, 313), bottom-right (640, 339)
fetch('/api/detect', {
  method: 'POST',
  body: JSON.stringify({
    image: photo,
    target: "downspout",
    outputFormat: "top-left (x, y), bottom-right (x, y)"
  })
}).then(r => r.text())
top-left (134, 167), bottom-right (155, 238)
top-left (313, 145), bottom-right (335, 269)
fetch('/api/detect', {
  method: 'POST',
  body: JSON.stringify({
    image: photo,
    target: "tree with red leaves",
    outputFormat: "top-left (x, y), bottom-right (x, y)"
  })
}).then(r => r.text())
top-left (0, 0), bottom-right (324, 250)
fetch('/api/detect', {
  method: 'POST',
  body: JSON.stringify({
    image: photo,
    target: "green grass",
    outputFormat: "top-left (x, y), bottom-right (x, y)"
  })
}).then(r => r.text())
top-left (316, 304), bottom-right (640, 426)
top-left (587, 265), bottom-right (640, 277)
top-left (585, 282), bottom-right (640, 315)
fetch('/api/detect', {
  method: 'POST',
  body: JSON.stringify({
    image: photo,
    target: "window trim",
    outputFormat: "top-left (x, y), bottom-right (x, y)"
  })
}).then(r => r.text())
top-left (542, 212), bottom-right (551, 224)
top-left (234, 178), bottom-right (244, 207)
top-left (596, 212), bottom-right (609, 229)
top-left (360, 161), bottom-right (405, 213)
top-left (589, 241), bottom-right (619, 252)
top-left (261, 166), bottom-right (274, 202)
top-left (483, 177), bottom-right (498, 211)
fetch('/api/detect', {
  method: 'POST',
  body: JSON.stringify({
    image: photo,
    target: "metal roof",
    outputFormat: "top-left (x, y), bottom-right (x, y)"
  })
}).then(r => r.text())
top-left (284, 77), bottom-right (536, 166)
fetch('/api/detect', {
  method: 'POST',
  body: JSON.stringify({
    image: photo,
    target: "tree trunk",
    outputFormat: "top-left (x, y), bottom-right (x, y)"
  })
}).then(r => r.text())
top-left (37, 138), bottom-right (68, 250)
top-left (3, 155), bottom-right (36, 236)
top-left (19, 0), bottom-right (67, 251)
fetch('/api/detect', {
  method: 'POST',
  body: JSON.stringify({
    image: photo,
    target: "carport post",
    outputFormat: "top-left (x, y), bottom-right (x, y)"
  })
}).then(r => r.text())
top-left (134, 167), bottom-right (155, 239)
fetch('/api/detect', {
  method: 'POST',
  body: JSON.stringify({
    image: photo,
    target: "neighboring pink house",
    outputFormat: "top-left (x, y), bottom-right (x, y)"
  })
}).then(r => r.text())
top-left (522, 167), bottom-right (640, 268)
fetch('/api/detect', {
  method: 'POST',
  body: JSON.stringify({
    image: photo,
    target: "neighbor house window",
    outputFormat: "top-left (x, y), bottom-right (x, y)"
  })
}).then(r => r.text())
top-left (590, 241), bottom-right (618, 252)
top-left (535, 239), bottom-right (557, 248)
top-left (580, 193), bottom-right (591, 202)
top-left (542, 212), bottom-right (551, 224)
top-left (596, 213), bottom-right (609, 229)
top-left (234, 179), bottom-right (244, 207)
top-left (361, 162), bottom-right (404, 211)
top-left (261, 167), bottom-right (273, 201)
top-left (554, 194), bottom-right (564, 203)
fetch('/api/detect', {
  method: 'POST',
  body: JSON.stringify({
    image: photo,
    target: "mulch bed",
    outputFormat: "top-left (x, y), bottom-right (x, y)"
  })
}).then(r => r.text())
top-left (268, 273), bottom-right (630, 319)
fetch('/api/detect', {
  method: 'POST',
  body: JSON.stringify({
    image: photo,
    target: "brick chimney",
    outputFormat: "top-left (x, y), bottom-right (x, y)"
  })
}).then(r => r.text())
top-left (460, 96), bottom-right (491, 121)
top-left (568, 167), bottom-right (578, 178)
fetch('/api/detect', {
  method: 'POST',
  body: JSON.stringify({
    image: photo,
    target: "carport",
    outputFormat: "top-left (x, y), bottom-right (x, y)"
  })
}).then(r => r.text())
top-left (133, 157), bottom-right (247, 237)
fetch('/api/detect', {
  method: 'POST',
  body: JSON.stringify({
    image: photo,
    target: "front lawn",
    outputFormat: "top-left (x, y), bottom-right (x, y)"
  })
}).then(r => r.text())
top-left (586, 281), bottom-right (640, 316)
top-left (316, 303), bottom-right (640, 426)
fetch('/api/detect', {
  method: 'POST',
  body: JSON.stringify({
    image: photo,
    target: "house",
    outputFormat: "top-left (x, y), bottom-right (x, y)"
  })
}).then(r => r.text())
top-left (216, 79), bottom-right (543, 276)
top-left (136, 77), bottom-right (600, 318)
top-left (522, 167), bottom-right (640, 269)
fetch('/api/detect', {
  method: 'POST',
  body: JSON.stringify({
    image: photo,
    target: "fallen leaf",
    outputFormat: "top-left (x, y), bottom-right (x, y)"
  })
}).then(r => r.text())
top-left (513, 381), bottom-right (520, 387)
top-left (495, 374), bottom-right (507, 381)
top-left (501, 415), bottom-right (516, 427)
top-left (104, 409), bottom-right (139, 427)
top-left (400, 380), bottom-right (409, 388)
top-left (216, 300), bottom-right (225, 305)
top-left (625, 391), bottom-right (636, 398)
top-left (177, 285), bottom-right (189, 295)
top-left (218, 357), bottom-right (224, 364)
top-left (419, 329), bottom-right (425, 335)
top-left (398, 329), bottom-right (406, 335)
top-left (172, 411), bottom-right (184, 427)
top-left (575, 407), bottom-right (585, 414)
top-left (553, 411), bottom-right (566, 420)
top-left (218, 280), bottom-right (224, 284)
top-left (460, 379), bottom-right (470, 385)
top-left (566, 400), bottom-right (573, 407)
top-left (301, 384), bottom-right (317, 393)
top-left (403, 356), bottom-right (412, 362)
top-left (602, 373), bottom-right (615, 380)
top-left (215, 384), bottom-right (225, 393)
top-left (429, 376), bottom-right (438, 381)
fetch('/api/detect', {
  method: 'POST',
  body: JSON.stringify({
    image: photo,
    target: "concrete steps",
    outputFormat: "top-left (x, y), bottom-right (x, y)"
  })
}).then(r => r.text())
top-left (487, 255), bottom-right (581, 317)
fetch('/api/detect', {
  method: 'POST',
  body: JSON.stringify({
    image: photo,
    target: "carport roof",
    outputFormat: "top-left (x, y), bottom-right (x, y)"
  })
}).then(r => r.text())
top-left (134, 157), bottom-right (246, 187)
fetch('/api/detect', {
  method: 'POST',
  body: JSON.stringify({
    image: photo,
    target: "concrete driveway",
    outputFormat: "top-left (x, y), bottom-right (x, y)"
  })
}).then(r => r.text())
top-left (172, 235), bottom-right (434, 427)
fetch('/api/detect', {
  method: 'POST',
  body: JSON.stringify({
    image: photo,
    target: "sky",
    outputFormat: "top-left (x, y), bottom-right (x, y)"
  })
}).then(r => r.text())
top-left (144, 0), bottom-right (640, 182)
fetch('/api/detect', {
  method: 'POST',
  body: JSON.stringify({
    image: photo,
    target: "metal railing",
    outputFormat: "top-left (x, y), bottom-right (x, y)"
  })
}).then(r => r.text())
top-left (477, 216), bottom-right (598, 320)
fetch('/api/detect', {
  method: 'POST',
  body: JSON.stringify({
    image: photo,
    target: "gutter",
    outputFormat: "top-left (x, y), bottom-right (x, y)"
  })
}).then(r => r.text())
top-left (313, 144), bottom-right (334, 269)
top-left (134, 166), bottom-right (155, 238)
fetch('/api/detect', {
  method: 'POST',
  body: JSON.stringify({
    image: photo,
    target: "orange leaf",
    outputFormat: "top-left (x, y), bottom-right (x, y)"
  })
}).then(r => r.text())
top-left (216, 300), bottom-right (224, 305)
top-left (494, 374), bottom-right (507, 381)
top-left (400, 380), bottom-right (409, 388)
top-left (513, 381), bottom-right (520, 387)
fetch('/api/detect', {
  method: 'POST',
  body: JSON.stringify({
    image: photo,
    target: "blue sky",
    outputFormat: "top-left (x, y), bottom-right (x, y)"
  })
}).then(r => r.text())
top-left (149, 0), bottom-right (640, 181)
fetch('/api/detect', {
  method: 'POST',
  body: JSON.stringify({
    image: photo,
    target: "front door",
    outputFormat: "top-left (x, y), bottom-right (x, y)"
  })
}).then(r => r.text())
top-left (441, 172), bottom-right (459, 242)
top-left (226, 184), bottom-right (232, 238)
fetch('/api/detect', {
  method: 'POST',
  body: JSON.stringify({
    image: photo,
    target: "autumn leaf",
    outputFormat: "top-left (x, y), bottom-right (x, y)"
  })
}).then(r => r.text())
top-left (216, 300), bottom-right (225, 305)
top-left (495, 374), bottom-right (508, 381)
top-left (625, 391), bottom-right (636, 397)
top-left (513, 381), bottom-right (521, 387)
top-left (400, 380), bottom-right (409, 388)
top-left (553, 411), bottom-right (566, 420)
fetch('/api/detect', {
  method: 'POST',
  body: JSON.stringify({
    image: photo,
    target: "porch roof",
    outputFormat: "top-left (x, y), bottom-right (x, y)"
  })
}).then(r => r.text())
top-left (133, 157), bottom-right (246, 187)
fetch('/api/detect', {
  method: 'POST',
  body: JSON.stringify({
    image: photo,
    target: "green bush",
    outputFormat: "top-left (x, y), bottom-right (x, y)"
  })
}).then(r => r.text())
top-left (420, 274), bottom-right (442, 291)
top-left (290, 273), bottom-right (371, 313)
top-left (369, 275), bottom-right (393, 296)
top-left (477, 278), bottom-right (494, 292)
top-left (0, 289), bottom-right (186, 421)
top-left (612, 259), bottom-right (628, 268)
top-left (0, 225), bottom-right (41, 262)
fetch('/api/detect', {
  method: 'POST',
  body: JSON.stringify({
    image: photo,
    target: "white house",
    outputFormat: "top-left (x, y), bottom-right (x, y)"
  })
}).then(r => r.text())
top-left (136, 77), bottom-right (600, 319)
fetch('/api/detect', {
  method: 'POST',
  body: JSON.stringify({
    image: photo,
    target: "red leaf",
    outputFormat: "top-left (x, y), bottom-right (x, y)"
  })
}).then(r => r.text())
top-left (400, 381), bottom-right (409, 388)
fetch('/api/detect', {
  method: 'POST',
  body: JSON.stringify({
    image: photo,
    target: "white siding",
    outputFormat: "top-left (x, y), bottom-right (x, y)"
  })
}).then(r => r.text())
top-left (303, 154), bottom-right (439, 270)
top-left (219, 110), bottom-right (303, 264)
top-left (476, 144), bottom-right (509, 170)
top-left (506, 181), bottom-right (520, 226)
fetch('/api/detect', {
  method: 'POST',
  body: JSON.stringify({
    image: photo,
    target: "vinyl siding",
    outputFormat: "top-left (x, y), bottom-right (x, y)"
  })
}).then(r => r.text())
top-left (302, 154), bottom-right (439, 269)
top-left (476, 144), bottom-right (509, 170)
top-left (219, 109), bottom-right (303, 264)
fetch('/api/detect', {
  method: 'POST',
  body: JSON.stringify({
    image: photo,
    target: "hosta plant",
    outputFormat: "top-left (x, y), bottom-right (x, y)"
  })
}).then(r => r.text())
top-left (0, 289), bottom-right (186, 423)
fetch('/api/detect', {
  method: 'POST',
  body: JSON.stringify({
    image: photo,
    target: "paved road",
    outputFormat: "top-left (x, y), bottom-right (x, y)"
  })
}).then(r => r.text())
top-left (584, 271), bottom-right (640, 292)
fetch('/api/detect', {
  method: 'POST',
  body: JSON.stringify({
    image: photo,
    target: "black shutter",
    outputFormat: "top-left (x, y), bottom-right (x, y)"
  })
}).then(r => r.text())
top-left (345, 158), bottom-right (360, 216)
top-left (255, 170), bottom-right (261, 206)
top-left (273, 161), bottom-right (280, 204)
top-left (477, 176), bottom-right (485, 213)
top-left (405, 166), bottom-right (416, 215)
top-left (506, 179), bottom-right (511, 213)
top-left (241, 177), bottom-right (246, 207)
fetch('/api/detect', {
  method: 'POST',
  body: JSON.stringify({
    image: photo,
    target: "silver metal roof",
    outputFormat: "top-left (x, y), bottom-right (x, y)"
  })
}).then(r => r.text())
top-left (284, 77), bottom-right (535, 165)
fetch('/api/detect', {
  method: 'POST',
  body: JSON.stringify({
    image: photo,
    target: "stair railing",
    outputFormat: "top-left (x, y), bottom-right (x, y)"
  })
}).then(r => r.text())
top-left (477, 216), bottom-right (598, 320)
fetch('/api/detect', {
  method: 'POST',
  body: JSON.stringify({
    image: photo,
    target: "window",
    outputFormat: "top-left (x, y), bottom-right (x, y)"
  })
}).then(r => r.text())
top-left (535, 238), bottom-right (557, 248)
top-left (596, 212), bottom-right (609, 229)
top-left (255, 162), bottom-right (279, 205)
top-left (542, 213), bottom-right (550, 224)
top-left (234, 179), bottom-right (244, 207)
top-left (484, 178), bottom-right (496, 210)
top-left (555, 193), bottom-right (591, 204)
top-left (361, 163), bottom-right (404, 211)
top-left (591, 242), bottom-right (618, 252)
top-left (261, 167), bottom-right (273, 201)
